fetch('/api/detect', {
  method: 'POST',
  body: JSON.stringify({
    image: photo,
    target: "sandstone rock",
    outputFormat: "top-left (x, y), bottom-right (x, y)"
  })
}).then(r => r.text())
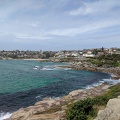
top-left (69, 89), bottom-right (84, 97)
top-left (95, 96), bottom-right (120, 120)
top-left (118, 96), bottom-right (120, 99)
top-left (27, 113), bottom-right (57, 120)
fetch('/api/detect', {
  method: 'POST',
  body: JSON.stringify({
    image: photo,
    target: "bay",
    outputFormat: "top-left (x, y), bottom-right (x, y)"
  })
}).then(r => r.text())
top-left (0, 60), bottom-right (110, 113)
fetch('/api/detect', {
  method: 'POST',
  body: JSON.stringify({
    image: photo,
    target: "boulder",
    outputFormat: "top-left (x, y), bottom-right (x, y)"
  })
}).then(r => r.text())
top-left (95, 96), bottom-right (120, 120)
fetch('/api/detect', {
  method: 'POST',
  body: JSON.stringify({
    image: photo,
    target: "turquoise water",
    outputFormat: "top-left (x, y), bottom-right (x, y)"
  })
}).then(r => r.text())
top-left (0, 60), bottom-right (111, 113)
top-left (0, 60), bottom-right (69, 94)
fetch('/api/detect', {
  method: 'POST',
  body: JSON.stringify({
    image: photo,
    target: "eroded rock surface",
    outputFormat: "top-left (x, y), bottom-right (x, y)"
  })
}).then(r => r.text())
top-left (95, 96), bottom-right (120, 120)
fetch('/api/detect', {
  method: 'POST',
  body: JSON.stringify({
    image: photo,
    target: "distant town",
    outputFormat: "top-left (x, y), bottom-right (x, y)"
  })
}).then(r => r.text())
top-left (0, 47), bottom-right (120, 60)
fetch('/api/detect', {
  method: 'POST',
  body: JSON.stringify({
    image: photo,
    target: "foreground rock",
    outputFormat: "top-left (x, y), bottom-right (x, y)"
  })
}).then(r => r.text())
top-left (95, 96), bottom-right (120, 120)
top-left (6, 84), bottom-right (110, 120)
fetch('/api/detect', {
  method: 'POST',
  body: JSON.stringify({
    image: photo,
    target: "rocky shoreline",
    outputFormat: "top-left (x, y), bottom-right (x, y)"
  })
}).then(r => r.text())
top-left (6, 83), bottom-right (110, 120)
top-left (58, 61), bottom-right (120, 80)
top-left (6, 62), bottom-right (120, 120)
top-left (71, 61), bottom-right (120, 79)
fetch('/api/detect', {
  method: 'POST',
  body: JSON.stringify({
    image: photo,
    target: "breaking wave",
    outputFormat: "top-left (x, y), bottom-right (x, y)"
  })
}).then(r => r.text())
top-left (85, 77), bottom-right (120, 89)
top-left (0, 112), bottom-right (12, 120)
top-left (85, 81), bottom-right (104, 89)
top-left (103, 78), bottom-right (120, 85)
top-left (33, 65), bottom-right (71, 71)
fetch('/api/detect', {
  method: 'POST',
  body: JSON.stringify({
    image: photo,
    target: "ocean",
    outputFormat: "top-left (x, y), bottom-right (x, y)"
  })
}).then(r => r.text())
top-left (0, 60), bottom-right (113, 119)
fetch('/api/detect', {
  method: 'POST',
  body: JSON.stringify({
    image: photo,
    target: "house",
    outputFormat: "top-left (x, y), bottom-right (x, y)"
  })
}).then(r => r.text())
top-left (83, 50), bottom-right (95, 57)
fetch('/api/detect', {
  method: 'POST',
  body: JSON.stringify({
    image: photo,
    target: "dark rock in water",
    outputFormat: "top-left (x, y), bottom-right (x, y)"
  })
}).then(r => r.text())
top-left (112, 76), bottom-right (120, 80)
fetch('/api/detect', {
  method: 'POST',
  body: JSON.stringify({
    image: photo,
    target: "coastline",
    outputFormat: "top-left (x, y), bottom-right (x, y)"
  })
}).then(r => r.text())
top-left (4, 61), bottom-right (120, 120)
top-left (23, 59), bottom-right (50, 62)
top-left (0, 58), bottom-right (51, 62)
top-left (59, 62), bottom-right (120, 80)
top-left (6, 83), bottom-right (111, 120)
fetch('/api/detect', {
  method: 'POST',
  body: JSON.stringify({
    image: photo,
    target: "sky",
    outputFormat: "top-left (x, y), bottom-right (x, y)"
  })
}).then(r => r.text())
top-left (0, 0), bottom-right (120, 51)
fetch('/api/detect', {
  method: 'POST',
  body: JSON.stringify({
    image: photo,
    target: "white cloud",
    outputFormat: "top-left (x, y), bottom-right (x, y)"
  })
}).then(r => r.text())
top-left (15, 34), bottom-right (52, 40)
top-left (69, 0), bottom-right (120, 16)
top-left (28, 22), bottom-right (40, 27)
top-left (49, 20), bottom-right (120, 36)
top-left (69, 5), bottom-right (93, 15)
top-left (0, 0), bottom-right (44, 20)
top-left (29, 24), bottom-right (38, 27)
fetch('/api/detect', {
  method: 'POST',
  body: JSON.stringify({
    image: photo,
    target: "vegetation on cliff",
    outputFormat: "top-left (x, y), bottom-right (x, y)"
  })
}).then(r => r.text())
top-left (66, 84), bottom-right (120, 120)
top-left (88, 54), bottom-right (120, 67)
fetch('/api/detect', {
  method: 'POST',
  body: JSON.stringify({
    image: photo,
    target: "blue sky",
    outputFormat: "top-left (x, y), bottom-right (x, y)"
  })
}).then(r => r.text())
top-left (0, 0), bottom-right (120, 50)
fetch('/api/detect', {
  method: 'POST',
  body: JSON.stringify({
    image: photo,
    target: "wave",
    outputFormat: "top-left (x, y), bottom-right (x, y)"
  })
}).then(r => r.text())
top-left (35, 94), bottom-right (44, 101)
top-left (36, 95), bottom-right (61, 101)
top-left (63, 68), bottom-right (71, 70)
top-left (0, 112), bottom-right (12, 120)
top-left (85, 77), bottom-right (120, 89)
top-left (85, 81), bottom-right (104, 89)
top-left (42, 68), bottom-right (56, 71)
top-left (103, 78), bottom-right (120, 85)
top-left (33, 65), bottom-right (71, 71)
top-left (42, 67), bottom-right (71, 71)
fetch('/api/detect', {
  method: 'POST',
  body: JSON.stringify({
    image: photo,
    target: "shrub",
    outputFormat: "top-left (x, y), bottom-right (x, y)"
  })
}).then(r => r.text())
top-left (88, 54), bottom-right (120, 67)
top-left (66, 98), bottom-right (93, 120)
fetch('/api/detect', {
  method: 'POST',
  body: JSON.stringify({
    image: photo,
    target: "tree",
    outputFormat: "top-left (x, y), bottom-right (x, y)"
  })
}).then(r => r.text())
top-left (42, 51), bottom-right (50, 58)
top-left (101, 47), bottom-right (104, 52)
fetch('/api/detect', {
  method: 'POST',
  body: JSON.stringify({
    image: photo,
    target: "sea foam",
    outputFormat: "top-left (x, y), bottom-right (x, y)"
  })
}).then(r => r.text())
top-left (85, 81), bottom-right (104, 89)
top-left (33, 65), bottom-right (71, 71)
top-left (103, 78), bottom-right (120, 85)
top-left (0, 112), bottom-right (12, 120)
top-left (85, 77), bottom-right (120, 89)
